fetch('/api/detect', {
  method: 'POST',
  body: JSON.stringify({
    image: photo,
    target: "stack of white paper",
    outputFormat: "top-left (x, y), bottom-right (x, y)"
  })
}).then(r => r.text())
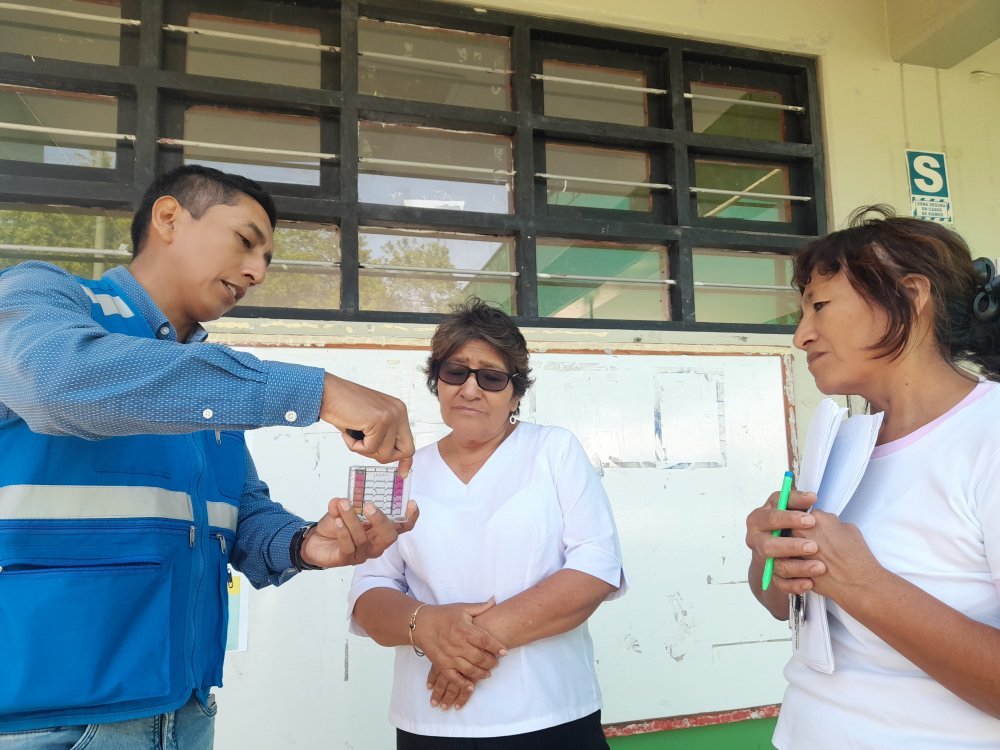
top-left (791, 398), bottom-right (883, 673)
top-left (795, 399), bottom-right (846, 495)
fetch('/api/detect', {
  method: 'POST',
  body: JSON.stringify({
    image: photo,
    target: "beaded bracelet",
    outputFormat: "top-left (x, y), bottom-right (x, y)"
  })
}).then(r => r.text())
top-left (408, 603), bottom-right (428, 657)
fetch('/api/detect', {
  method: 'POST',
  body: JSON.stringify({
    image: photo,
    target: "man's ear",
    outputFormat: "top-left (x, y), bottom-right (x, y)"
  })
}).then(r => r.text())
top-left (149, 196), bottom-right (183, 245)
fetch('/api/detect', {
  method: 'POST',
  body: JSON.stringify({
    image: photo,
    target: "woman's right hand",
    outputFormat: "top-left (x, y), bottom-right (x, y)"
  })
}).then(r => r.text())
top-left (412, 599), bottom-right (508, 682)
top-left (745, 489), bottom-right (825, 616)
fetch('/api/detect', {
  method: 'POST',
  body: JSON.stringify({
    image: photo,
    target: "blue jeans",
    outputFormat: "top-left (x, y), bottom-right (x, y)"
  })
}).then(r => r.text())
top-left (0, 693), bottom-right (216, 750)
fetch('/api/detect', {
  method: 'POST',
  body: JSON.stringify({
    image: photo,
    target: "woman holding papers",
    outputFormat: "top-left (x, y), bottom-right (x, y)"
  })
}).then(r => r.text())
top-left (745, 206), bottom-right (1000, 749)
top-left (348, 298), bottom-right (626, 749)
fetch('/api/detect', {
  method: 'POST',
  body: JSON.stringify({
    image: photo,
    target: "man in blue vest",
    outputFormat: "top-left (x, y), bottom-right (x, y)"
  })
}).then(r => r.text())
top-left (0, 165), bottom-right (419, 748)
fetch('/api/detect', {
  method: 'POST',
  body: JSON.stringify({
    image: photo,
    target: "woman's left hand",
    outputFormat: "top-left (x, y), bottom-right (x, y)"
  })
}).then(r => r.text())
top-left (794, 509), bottom-right (884, 602)
top-left (425, 663), bottom-right (476, 711)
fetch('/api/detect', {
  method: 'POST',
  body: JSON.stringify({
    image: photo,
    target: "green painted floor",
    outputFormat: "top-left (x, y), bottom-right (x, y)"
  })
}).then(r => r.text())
top-left (607, 718), bottom-right (777, 750)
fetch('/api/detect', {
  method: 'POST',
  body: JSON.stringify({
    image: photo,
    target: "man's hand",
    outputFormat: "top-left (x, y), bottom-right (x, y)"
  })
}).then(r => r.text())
top-left (300, 498), bottom-right (419, 568)
top-left (320, 372), bottom-right (415, 475)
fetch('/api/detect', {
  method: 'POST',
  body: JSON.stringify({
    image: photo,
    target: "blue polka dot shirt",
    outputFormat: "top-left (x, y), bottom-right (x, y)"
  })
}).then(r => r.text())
top-left (0, 262), bottom-right (326, 587)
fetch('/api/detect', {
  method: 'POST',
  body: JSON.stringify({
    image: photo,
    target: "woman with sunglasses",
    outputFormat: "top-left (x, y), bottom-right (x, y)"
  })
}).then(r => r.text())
top-left (745, 207), bottom-right (1000, 749)
top-left (348, 297), bottom-right (626, 750)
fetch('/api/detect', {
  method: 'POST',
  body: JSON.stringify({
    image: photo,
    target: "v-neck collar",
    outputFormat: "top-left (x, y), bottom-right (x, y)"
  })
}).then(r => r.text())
top-left (433, 422), bottom-right (523, 488)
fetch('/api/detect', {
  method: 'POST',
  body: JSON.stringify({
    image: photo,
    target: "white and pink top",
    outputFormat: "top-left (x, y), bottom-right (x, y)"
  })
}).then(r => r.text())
top-left (775, 380), bottom-right (1000, 749)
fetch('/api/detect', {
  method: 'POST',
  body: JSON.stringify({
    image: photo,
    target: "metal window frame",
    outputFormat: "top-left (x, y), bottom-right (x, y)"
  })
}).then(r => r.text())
top-left (0, 0), bottom-right (826, 334)
top-left (162, 23), bottom-right (342, 52)
top-left (0, 2), bottom-right (141, 26)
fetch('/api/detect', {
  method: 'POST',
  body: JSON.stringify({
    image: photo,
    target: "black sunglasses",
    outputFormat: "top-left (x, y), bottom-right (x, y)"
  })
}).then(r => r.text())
top-left (436, 361), bottom-right (516, 392)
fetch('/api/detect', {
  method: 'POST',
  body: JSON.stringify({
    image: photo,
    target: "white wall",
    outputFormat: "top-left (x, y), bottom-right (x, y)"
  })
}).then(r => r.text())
top-left (212, 343), bottom-right (795, 748)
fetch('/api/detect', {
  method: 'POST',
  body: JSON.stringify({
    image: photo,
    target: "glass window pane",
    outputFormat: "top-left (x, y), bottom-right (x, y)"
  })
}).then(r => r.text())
top-left (0, 1), bottom-right (121, 65)
top-left (690, 82), bottom-right (785, 142)
top-left (694, 159), bottom-right (792, 222)
top-left (545, 143), bottom-right (651, 211)
top-left (359, 228), bottom-right (514, 313)
top-left (359, 123), bottom-right (512, 213)
top-left (537, 238), bottom-right (670, 321)
top-left (0, 204), bottom-right (131, 277)
top-left (0, 86), bottom-right (119, 169)
top-left (542, 60), bottom-right (649, 126)
top-left (184, 14), bottom-right (323, 88)
top-left (183, 107), bottom-right (321, 185)
top-left (359, 19), bottom-right (510, 110)
top-left (242, 223), bottom-right (340, 310)
top-left (693, 248), bottom-right (797, 324)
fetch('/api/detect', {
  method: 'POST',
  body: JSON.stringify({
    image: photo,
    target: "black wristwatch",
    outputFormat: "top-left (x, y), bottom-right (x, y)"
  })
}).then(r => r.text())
top-left (290, 522), bottom-right (322, 572)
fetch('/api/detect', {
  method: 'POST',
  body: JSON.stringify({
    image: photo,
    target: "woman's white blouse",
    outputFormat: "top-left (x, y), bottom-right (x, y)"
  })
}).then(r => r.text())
top-left (774, 381), bottom-right (1000, 749)
top-left (348, 422), bottom-right (627, 738)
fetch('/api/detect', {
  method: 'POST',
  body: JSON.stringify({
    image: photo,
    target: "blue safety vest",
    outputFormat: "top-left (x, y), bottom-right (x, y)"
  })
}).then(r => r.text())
top-left (0, 273), bottom-right (243, 731)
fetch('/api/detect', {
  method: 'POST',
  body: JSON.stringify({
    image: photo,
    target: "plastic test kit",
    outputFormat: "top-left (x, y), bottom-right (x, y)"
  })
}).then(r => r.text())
top-left (347, 465), bottom-right (410, 523)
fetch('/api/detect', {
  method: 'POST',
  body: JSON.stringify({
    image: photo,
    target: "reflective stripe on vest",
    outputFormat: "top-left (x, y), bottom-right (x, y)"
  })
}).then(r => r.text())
top-left (0, 486), bottom-right (238, 533)
top-left (0, 484), bottom-right (193, 522)
top-left (206, 501), bottom-right (238, 532)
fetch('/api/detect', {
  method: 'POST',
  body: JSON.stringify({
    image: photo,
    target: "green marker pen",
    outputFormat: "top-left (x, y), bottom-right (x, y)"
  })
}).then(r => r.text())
top-left (761, 470), bottom-right (795, 591)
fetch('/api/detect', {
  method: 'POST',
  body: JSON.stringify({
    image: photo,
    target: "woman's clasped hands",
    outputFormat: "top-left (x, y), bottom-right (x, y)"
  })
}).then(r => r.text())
top-left (745, 488), bottom-right (885, 610)
top-left (410, 599), bottom-right (508, 712)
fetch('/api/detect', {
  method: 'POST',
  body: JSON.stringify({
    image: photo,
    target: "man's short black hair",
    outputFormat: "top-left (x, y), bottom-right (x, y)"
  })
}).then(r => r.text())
top-left (130, 165), bottom-right (277, 256)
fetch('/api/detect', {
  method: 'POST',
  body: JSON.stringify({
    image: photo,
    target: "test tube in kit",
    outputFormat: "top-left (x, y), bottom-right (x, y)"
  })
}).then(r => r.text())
top-left (347, 465), bottom-right (410, 523)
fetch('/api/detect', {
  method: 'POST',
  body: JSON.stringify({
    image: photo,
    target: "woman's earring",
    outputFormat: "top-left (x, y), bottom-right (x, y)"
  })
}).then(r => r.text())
top-left (509, 413), bottom-right (517, 425)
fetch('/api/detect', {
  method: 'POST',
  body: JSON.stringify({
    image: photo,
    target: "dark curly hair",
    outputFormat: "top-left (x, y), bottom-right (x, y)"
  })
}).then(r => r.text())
top-left (793, 205), bottom-right (1000, 380)
top-left (131, 164), bottom-right (276, 256)
top-left (424, 298), bottom-right (535, 402)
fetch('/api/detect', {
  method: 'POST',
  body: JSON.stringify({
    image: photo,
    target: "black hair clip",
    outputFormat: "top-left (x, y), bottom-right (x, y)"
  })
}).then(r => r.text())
top-left (972, 257), bottom-right (1000, 322)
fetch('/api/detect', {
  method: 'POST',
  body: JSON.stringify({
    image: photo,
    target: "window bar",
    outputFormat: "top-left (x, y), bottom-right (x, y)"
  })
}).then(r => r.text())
top-left (690, 186), bottom-right (811, 202)
top-left (157, 138), bottom-right (338, 161)
top-left (360, 263), bottom-right (518, 279)
top-left (0, 244), bottom-right (131, 260)
top-left (0, 122), bottom-right (136, 142)
top-left (538, 272), bottom-right (676, 286)
top-left (694, 280), bottom-right (793, 292)
top-left (0, 3), bottom-right (141, 26)
top-left (531, 74), bottom-right (667, 95)
top-left (162, 24), bottom-right (341, 53)
top-left (358, 51), bottom-right (510, 76)
top-left (684, 92), bottom-right (804, 113)
top-left (536, 173), bottom-right (673, 191)
top-left (268, 259), bottom-right (342, 273)
top-left (360, 157), bottom-right (515, 177)
top-left (702, 168), bottom-right (781, 217)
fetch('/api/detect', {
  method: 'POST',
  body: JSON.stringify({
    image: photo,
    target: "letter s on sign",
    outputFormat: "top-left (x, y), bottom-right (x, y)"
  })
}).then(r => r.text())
top-left (913, 155), bottom-right (944, 193)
